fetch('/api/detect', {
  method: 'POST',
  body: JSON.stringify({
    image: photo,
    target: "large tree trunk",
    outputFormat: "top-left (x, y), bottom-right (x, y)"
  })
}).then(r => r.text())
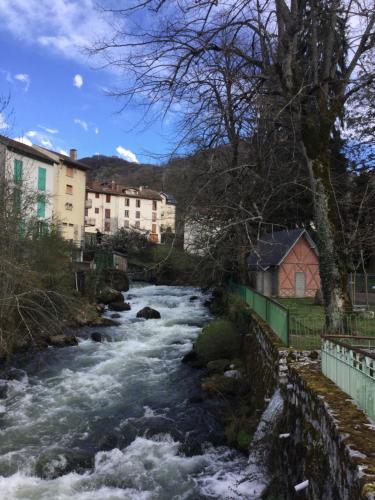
top-left (303, 149), bottom-right (351, 331)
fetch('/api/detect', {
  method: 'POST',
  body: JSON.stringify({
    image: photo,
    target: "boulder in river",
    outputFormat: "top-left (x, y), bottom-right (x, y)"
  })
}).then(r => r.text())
top-left (91, 332), bottom-right (112, 343)
top-left (35, 448), bottom-right (93, 479)
top-left (108, 302), bottom-right (131, 312)
top-left (48, 335), bottom-right (78, 348)
top-left (189, 296), bottom-right (199, 301)
top-left (110, 313), bottom-right (121, 319)
top-left (95, 287), bottom-right (124, 305)
top-left (136, 307), bottom-right (161, 319)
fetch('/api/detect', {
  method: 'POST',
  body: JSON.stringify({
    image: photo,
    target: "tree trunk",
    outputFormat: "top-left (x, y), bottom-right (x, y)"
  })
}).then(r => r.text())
top-left (304, 151), bottom-right (351, 331)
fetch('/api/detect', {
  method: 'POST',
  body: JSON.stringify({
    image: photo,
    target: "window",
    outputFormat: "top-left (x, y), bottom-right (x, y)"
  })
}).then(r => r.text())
top-left (106, 194), bottom-right (111, 203)
top-left (136, 199), bottom-right (141, 208)
top-left (135, 221), bottom-right (140, 228)
top-left (65, 203), bottom-right (73, 211)
top-left (95, 193), bottom-right (100, 199)
top-left (37, 195), bottom-right (46, 218)
top-left (66, 166), bottom-right (74, 177)
top-left (85, 208), bottom-right (88, 216)
top-left (124, 210), bottom-right (129, 218)
top-left (152, 200), bottom-right (157, 211)
top-left (14, 159), bottom-right (23, 184)
top-left (66, 184), bottom-right (73, 195)
top-left (136, 211), bottom-right (140, 219)
top-left (105, 209), bottom-right (111, 219)
top-left (38, 167), bottom-right (46, 191)
top-left (95, 207), bottom-right (99, 214)
top-left (152, 224), bottom-right (157, 233)
top-left (125, 198), bottom-right (130, 206)
top-left (152, 212), bottom-right (156, 222)
top-left (124, 220), bottom-right (129, 228)
top-left (104, 222), bottom-right (111, 232)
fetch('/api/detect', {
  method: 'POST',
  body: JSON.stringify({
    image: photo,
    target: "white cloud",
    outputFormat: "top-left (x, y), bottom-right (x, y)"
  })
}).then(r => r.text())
top-left (41, 137), bottom-right (53, 148)
top-left (73, 74), bottom-right (83, 88)
top-left (95, 127), bottom-right (99, 135)
top-left (60, 149), bottom-right (68, 155)
top-left (25, 130), bottom-right (37, 137)
top-left (74, 118), bottom-right (88, 131)
top-left (14, 136), bottom-right (32, 146)
top-left (38, 125), bottom-right (59, 134)
top-left (15, 73), bottom-right (30, 91)
top-left (0, 1), bottom-right (112, 64)
top-left (116, 146), bottom-right (139, 163)
top-left (0, 112), bottom-right (9, 130)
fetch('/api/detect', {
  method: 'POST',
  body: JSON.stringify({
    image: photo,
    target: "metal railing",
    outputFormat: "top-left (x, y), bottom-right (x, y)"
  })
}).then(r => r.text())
top-left (228, 281), bottom-right (289, 346)
top-left (322, 336), bottom-right (375, 422)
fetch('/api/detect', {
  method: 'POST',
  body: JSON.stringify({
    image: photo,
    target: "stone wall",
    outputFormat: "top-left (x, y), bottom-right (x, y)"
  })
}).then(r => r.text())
top-left (249, 310), bottom-right (375, 499)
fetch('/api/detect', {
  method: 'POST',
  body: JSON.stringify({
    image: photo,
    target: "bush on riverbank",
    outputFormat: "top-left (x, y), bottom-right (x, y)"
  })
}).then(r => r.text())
top-left (195, 319), bottom-right (242, 363)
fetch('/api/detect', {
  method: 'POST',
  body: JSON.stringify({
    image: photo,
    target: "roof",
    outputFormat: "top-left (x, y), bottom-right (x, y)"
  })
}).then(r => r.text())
top-left (86, 181), bottom-right (162, 201)
top-left (33, 145), bottom-right (88, 171)
top-left (0, 135), bottom-right (56, 165)
top-left (247, 228), bottom-right (318, 269)
top-left (161, 192), bottom-right (177, 204)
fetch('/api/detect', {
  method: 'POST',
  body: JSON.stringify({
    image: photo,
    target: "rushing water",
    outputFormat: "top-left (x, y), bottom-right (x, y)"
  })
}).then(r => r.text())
top-left (0, 283), bottom-right (254, 500)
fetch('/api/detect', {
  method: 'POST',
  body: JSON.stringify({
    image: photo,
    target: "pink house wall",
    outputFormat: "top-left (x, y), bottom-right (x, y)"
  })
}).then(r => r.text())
top-left (278, 236), bottom-right (321, 297)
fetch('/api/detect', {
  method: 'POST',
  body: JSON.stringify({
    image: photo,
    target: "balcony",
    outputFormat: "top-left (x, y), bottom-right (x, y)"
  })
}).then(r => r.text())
top-left (85, 217), bottom-right (96, 226)
top-left (85, 199), bottom-right (93, 209)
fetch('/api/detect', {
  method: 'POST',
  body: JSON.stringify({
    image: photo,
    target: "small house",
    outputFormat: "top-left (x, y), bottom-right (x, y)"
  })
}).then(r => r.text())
top-left (247, 228), bottom-right (320, 298)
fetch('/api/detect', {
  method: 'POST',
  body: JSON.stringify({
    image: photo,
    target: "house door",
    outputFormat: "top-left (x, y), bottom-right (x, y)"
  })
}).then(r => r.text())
top-left (295, 272), bottom-right (306, 297)
top-left (263, 271), bottom-right (272, 297)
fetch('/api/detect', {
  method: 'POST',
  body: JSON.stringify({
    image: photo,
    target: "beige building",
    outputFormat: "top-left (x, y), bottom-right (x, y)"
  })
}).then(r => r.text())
top-left (33, 147), bottom-right (87, 246)
top-left (85, 181), bottom-right (176, 243)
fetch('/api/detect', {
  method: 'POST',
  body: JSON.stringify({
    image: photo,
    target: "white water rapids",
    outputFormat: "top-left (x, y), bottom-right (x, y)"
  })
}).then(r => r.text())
top-left (0, 283), bottom-right (283, 499)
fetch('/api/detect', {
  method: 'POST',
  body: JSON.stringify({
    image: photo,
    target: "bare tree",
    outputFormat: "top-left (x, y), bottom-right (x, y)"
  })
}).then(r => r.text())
top-left (93, 0), bottom-right (375, 329)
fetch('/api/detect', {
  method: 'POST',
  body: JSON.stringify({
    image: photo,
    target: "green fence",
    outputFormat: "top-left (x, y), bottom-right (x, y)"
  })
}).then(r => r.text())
top-left (228, 281), bottom-right (289, 346)
top-left (322, 336), bottom-right (375, 422)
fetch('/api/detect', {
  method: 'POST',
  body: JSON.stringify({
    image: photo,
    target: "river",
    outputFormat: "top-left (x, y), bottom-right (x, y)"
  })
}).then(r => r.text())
top-left (0, 283), bottom-right (251, 499)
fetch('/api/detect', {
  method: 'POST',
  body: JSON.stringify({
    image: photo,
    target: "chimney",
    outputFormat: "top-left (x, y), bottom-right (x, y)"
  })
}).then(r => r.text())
top-left (70, 148), bottom-right (77, 161)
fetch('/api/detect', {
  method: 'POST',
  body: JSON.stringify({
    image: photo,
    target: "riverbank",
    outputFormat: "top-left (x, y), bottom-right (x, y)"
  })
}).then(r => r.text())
top-left (0, 282), bottom-right (254, 499)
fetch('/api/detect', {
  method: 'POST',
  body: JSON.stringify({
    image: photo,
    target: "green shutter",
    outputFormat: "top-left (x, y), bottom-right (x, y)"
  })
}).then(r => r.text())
top-left (37, 194), bottom-right (46, 218)
top-left (14, 159), bottom-right (23, 184)
top-left (38, 167), bottom-right (46, 191)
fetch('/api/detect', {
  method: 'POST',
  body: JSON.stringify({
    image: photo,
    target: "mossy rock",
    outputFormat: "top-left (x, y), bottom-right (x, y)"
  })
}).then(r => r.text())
top-left (95, 287), bottom-right (124, 305)
top-left (201, 374), bottom-right (239, 396)
top-left (195, 319), bottom-right (242, 363)
top-left (207, 359), bottom-right (231, 374)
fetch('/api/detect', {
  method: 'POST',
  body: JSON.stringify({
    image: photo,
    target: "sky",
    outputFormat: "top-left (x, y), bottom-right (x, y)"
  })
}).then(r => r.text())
top-left (0, 0), bottom-right (175, 164)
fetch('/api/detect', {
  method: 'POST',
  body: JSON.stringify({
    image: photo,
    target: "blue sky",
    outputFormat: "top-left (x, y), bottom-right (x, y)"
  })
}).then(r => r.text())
top-left (0, 0), bottom-right (175, 164)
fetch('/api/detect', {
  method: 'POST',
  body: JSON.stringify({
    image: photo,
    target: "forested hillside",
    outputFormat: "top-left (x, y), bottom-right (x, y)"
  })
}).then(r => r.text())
top-left (80, 155), bottom-right (165, 191)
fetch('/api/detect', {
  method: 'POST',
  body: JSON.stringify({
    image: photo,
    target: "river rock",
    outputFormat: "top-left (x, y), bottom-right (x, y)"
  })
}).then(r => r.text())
top-left (5, 368), bottom-right (27, 382)
top-left (91, 332), bottom-right (112, 343)
top-left (136, 307), bottom-right (161, 319)
top-left (189, 296), bottom-right (199, 301)
top-left (110, 313), bottom-right (121, 319)
top-left (35, 448), bottom-right (93, 479)
top-left (108, 302), bottom-right (131, 312)
top-left (48, 335), bottom-right (78, 348)
top-left (181, 350), bottom-right (205, 368)
top-left (95, 287), bottom-right (124, 305)
top-left (224, 369), bottom-right (242, 379)
top-left (201, 374), bottom-right (239, 396)
top-left (0, 382), bottom-right (7, 399)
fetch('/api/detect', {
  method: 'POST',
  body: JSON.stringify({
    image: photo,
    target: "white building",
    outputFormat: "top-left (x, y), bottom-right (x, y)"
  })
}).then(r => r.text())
top-left (85, 181), bottom-right (176, 243)
top-left (0, 135), bottom-right (56, 225)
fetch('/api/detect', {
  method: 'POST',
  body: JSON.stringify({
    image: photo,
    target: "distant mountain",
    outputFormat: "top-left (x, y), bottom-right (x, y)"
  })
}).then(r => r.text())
top-left (79, 155), bottom-right (166, 191)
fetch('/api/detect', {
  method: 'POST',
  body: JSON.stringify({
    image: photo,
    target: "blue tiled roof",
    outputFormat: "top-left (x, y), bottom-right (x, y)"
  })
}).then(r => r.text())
top-left (247, 228), bottom-right (317, 269)
top-left (161, 192), bottom-right (177, 204)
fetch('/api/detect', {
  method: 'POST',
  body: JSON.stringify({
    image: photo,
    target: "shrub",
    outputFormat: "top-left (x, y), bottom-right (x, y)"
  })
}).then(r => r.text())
top-left (195, 319), bottom-right (242, 363)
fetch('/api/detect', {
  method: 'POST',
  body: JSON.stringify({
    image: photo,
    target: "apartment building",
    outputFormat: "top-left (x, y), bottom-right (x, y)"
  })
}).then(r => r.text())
top-left (85, 181), bottom-right (176, 243)
top-left (0, 135), bottom-right (56, 223)
top-left (34, 147), bottom-right (87, 246)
